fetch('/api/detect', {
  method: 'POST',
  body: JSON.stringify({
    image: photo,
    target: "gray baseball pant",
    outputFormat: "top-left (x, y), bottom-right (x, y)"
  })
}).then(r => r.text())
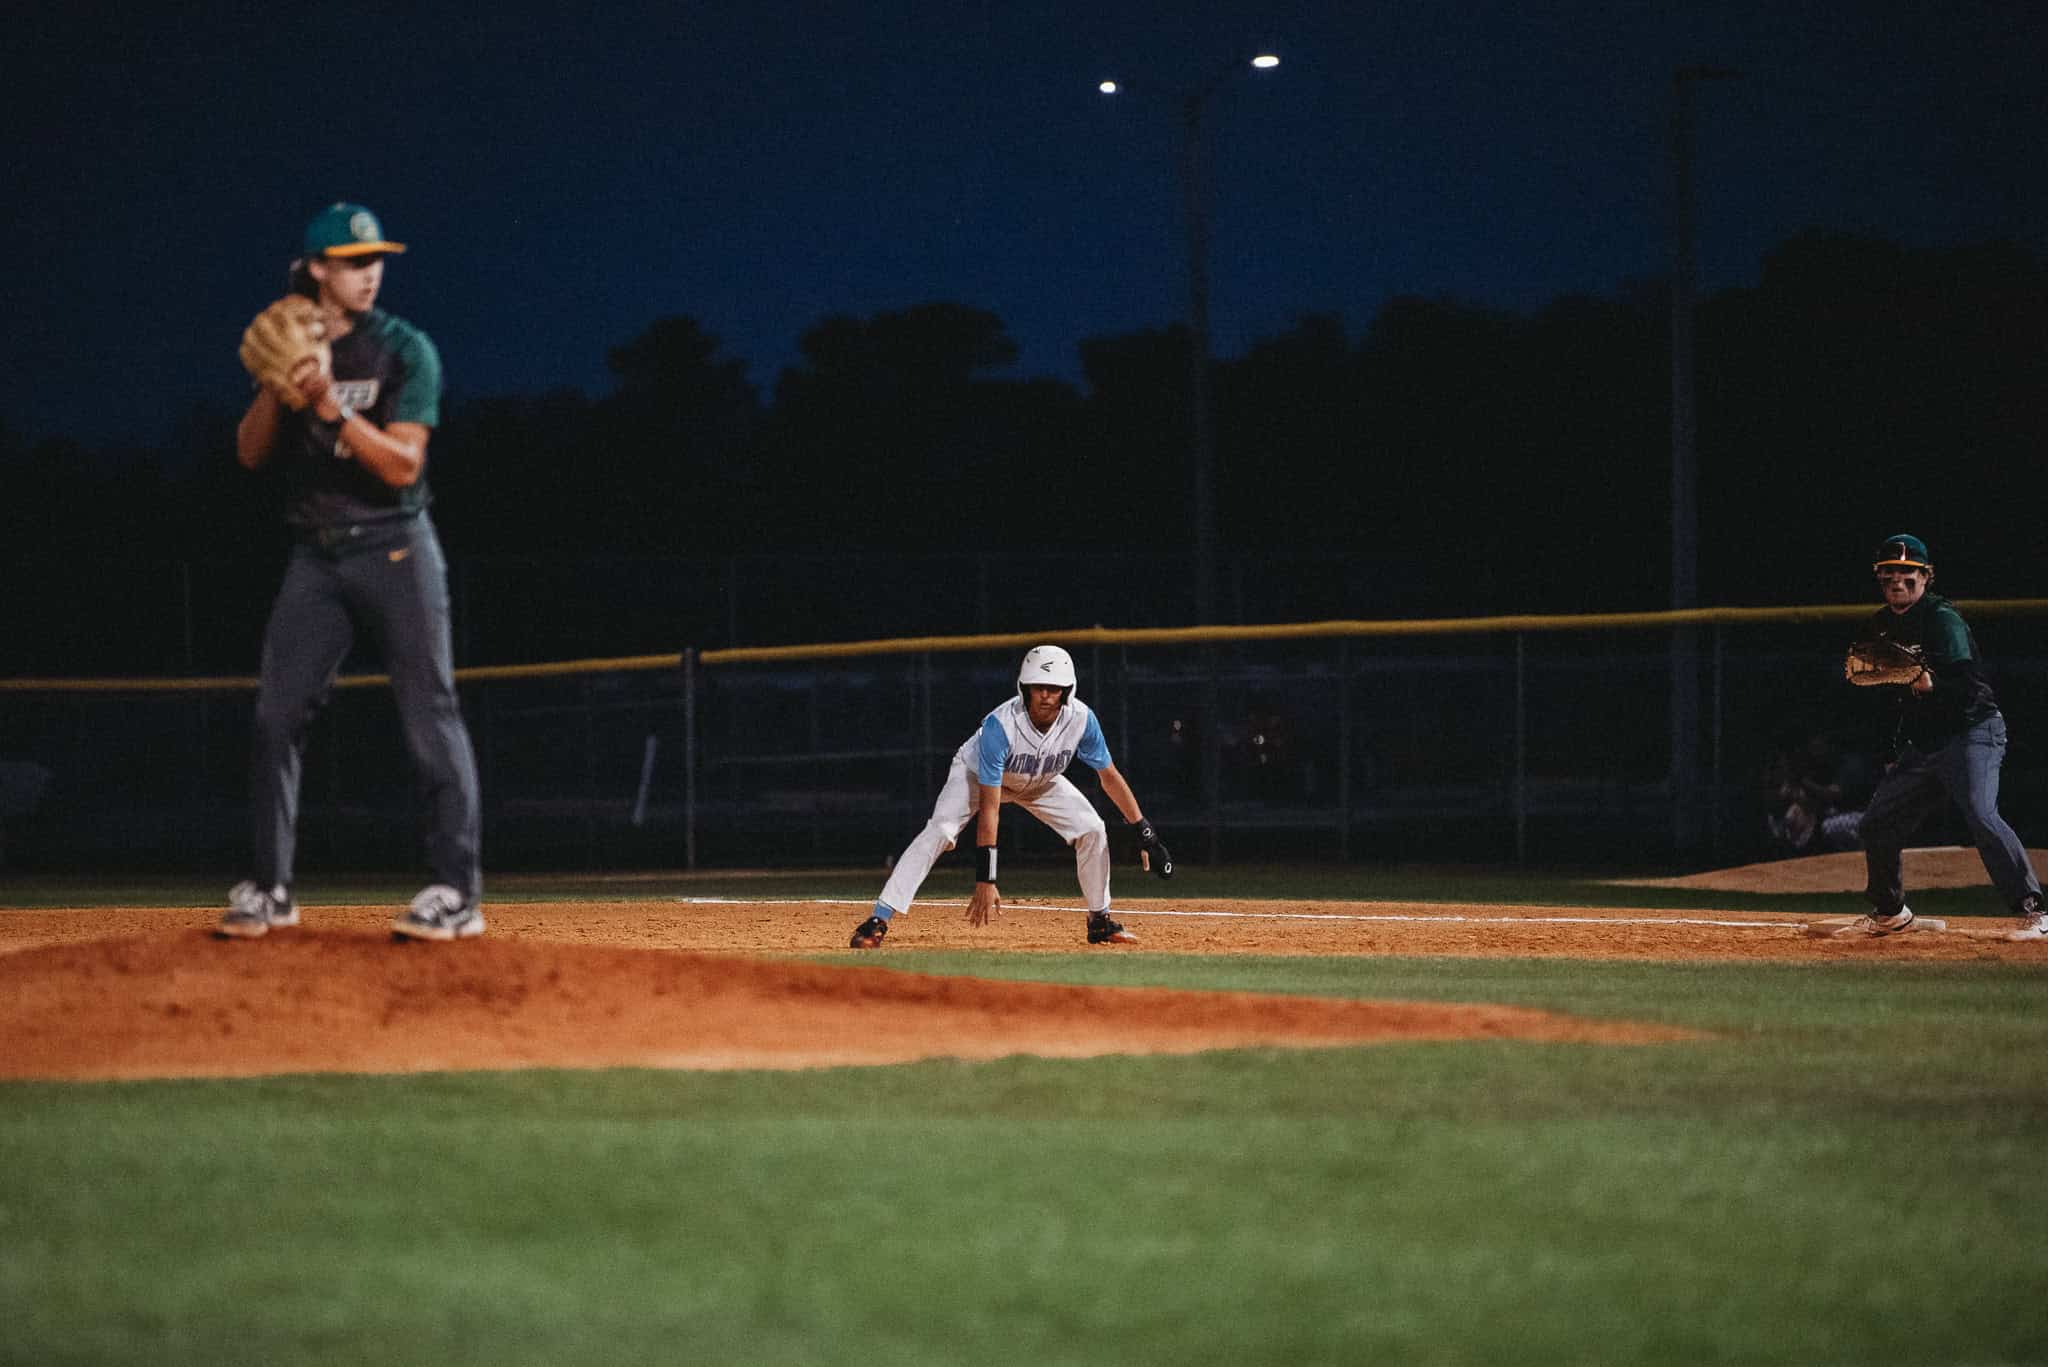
top-left (249, 515), bottom-right (481, 902)
top-left (1860, 713), bottom-right (2039, 915)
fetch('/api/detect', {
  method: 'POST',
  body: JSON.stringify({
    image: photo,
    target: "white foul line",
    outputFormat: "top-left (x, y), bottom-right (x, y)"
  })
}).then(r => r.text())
top-left (669, 897), bottom-right (1797, 931)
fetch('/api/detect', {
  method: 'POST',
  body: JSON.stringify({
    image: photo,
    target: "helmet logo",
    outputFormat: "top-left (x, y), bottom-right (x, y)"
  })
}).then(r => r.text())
top-left (349, 211), bottom-right (380, 243)
top-left (1018, 645), bottom-right (1076, 695)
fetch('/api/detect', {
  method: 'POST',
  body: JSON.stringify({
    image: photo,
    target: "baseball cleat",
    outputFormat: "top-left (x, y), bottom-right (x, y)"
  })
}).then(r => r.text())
top-left (1086, 911), bottom-right (1137, 945)
top-left (216, 881), bottom-right (297, 939)
top-left (2008, 895), bottom-right (2047, 942)
top-left (1836, 907), bottom-right (1944, 938)
top-left (391, 884), bottom-right (485, 942)
top-left (850, 916), bottom-right (889, 949)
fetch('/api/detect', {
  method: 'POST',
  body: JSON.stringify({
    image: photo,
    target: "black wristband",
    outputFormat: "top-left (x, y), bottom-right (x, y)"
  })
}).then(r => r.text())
top-left (975, 845), bottom-right (998, 884)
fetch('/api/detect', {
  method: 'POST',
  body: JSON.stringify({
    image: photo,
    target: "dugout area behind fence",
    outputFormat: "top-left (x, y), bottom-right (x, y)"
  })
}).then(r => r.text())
top-left (3, 607), bottom-right (2046, 875)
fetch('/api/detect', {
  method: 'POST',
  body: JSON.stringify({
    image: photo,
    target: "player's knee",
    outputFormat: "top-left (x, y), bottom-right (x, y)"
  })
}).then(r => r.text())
top-left (1071, 819), bottom-right (1107, 850)
top-left (1960, 806), bottom-right (2006, 842)
top-left (1856, 800), bottom-right (1912, 843)
top-left (251, 697), bottom-right (307, 748)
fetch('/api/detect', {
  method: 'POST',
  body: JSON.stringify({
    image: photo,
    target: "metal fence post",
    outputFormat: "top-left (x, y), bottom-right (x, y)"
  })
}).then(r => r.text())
top-left (1337, 638), bottom-right (1352, 861)
top-left (1710, 623), bottom-right (1726, 858)
top-left (1122, 643), bottom-right (1138, 778)
top-left (683, 648), bottom-right (697, 871)
top-left (919, 650), bottom-right (934, 797)
top-left (179, 560), bottom-right (208, 810)
top-left (1204, 644), bottom-right (1221, 864)
top-left (582, 673), bottom-right (597, 868)
top-left (808, 667), bottom-right (823, 856)
top-left (1514, 632), bottom-right (1528, 864)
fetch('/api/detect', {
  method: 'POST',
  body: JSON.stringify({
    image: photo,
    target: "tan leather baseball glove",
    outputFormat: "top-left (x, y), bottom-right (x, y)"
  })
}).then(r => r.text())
top-left (238, 296), bottom-right (333, 410)
top-left (1844, 638), bottom-right (1926, 687)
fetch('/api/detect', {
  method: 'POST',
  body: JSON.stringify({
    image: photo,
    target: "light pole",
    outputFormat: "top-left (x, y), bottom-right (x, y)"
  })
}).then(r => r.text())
top-left (1103, 53), bottom-right (1277, 865)
top-left (1669, 64), bottom-right (1739, 855)
top-left (1102, 53), bottom-right (1279, 626)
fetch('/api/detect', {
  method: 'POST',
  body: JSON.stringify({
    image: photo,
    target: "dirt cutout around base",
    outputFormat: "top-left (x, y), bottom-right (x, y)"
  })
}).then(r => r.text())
top-left (1613, 846), bottom-right (2048, 895)
top-left (0, 930), bottom-right (1695, 1081)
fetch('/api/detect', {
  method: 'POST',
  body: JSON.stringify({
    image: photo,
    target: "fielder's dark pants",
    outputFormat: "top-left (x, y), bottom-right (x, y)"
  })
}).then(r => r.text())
top-left (1860, 713), bottom-right (2039, 916)
top-left (249, 515), bottom-right (481, 903)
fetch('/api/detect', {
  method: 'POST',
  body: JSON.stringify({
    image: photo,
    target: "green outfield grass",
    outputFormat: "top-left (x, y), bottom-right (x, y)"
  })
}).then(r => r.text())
top-left (4, 896), bottom-right (2047, 1365)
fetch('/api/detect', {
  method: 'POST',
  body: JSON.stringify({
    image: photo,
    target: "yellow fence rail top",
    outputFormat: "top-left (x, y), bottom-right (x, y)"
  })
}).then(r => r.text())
top-left (7, 599), bottom-right (2048, 694)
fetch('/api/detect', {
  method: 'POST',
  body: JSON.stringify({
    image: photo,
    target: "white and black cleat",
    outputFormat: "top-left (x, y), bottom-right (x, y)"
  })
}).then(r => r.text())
top-left (1836, 907), bottom-right (1945, 938)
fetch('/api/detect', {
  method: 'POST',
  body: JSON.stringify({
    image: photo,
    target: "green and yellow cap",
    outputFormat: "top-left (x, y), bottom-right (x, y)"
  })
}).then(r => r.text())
top-left (1871, 533), bottom-right (1932, 572)
top-left (302, 202), bottom-right (408, 258)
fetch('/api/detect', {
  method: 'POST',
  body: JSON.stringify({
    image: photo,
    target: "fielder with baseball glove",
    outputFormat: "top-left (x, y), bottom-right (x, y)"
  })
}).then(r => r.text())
top-left (1838, 534), bottom-right (2043, 941)
top-left (1843, 636), bottom-right (1925, 688)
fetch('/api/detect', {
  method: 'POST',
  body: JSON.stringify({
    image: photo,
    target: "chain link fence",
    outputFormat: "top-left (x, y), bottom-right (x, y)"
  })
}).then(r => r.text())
top-left (7, 609), bottom-right (2044, 876)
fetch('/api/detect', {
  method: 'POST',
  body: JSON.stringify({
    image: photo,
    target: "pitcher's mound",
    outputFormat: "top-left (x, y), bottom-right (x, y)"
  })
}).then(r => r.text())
top-left (0, 930), bottom-right (1693, 1081)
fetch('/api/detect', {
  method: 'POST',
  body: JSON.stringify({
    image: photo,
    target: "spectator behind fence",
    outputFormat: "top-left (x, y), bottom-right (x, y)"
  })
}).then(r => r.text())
top-left (1761, 725), bottom-right (1872, 856)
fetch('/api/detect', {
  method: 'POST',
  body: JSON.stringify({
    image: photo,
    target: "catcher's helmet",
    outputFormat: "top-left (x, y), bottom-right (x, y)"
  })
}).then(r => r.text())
top-left (1017, 645), bottom-right (1077, 707)
top-left (1872, 534), bottom-right (1932, 573)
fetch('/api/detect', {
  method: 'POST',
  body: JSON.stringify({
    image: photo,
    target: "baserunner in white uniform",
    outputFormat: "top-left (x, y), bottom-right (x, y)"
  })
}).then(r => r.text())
top-left (851, 645), bottom-right (1173, 948)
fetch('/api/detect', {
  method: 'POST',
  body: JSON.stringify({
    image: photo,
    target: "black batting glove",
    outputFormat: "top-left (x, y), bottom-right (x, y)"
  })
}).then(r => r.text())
top-left (1132, 818), bottom-right (1174, 879)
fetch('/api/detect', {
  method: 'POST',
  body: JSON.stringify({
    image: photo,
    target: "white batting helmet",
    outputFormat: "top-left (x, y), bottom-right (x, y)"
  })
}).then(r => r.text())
top-left (1017, 644), bottom-right (1077, 705)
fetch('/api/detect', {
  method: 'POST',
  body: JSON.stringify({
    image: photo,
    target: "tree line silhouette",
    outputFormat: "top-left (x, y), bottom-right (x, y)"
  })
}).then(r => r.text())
top-left (3, 228), bottom-right (2043, 675)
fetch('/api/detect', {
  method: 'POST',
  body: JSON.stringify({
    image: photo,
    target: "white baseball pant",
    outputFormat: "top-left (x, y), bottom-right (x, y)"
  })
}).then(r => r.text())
top-left (878, 751), bottom-right (1110, 915)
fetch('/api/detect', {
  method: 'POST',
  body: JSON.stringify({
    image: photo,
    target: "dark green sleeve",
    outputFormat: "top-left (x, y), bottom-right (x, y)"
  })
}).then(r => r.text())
top-left (390, 330), bottom-right (443, 428)
top-left (1925, 603), bottom-right (1974, 665)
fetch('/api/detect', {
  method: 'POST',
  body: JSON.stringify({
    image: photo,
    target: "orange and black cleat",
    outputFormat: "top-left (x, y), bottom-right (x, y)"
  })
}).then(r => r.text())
top-left (1086, 911), bottom-right (1137, 945)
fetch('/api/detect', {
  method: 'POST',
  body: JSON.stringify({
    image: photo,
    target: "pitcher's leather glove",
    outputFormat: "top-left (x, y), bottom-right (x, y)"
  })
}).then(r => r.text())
top-left (238, 297), bottom-right (333, 410)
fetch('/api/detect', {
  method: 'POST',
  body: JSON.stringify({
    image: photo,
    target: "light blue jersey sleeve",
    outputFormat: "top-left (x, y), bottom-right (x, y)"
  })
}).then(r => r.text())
top-left (1075, 711), bottom-right (1111, 770)
top-left (977, 714), bottom-right (1012, 786)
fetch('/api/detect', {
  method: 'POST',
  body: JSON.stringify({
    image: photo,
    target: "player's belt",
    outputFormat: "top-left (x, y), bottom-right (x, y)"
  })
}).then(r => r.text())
top-left (295, 514), bottom-right (420, 555)
top-left (301, 524), bottom-right (369, 551)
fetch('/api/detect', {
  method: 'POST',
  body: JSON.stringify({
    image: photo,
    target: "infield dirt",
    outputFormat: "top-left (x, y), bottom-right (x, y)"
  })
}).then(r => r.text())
top-left (2, 848), bottom-right (2039, 1081)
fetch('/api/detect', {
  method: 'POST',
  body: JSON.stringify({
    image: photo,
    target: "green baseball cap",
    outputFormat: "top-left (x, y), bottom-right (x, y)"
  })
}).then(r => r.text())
top-left (1872, 533), bottom-right (1932, 571)
top-left (302, 202), bottom-right (408, 258)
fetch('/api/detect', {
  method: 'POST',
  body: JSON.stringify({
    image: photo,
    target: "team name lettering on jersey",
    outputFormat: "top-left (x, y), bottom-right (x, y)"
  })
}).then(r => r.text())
top-left (332, 379), bottom-right (380, 412)
top-left (1004, 749), bottom-right (1074, 779)
top-left (971, 696), bottom-right (1113, 791)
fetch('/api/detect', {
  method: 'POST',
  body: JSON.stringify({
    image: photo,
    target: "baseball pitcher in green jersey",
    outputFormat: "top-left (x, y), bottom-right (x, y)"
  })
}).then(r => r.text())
top-left (217, 203), bottom-right (484, 943)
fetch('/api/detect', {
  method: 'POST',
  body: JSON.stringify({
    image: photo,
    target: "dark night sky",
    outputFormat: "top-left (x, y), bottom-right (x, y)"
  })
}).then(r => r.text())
top-left (5, 0), bottom-right (2043, 448)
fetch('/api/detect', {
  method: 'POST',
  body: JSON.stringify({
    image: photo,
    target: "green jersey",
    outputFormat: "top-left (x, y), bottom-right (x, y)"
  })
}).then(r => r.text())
top-left (1860, 593), bottom-right (1998, 750)
top-left (274, 308), bottom-right (442, 531)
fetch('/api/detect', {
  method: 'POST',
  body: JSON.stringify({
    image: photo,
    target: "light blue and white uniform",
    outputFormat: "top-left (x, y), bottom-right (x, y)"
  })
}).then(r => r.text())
top-left (876, 693), bottom-right (1116, 917)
